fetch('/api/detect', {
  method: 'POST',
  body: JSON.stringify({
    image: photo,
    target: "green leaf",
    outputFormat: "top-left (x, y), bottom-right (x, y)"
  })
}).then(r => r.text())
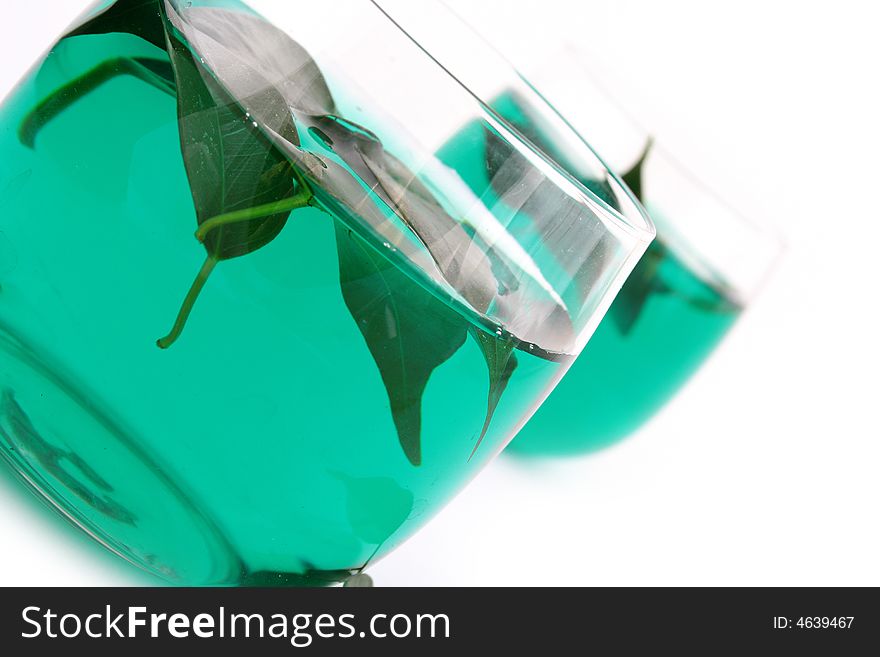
top-left (165, 5), bottom-right (486, 463)
top-left (27, 1), bottom-right (543, 464)
top-left (620, 137), bottom-right (652, 204)
top-left (156, 6), bottom-right (308, 348)
top-left (334, 223), bottom-right (468, 466)
top-left (469, 329), bottom-right (518, 461)
top-left (165, 4), bottom-right (338, 118)
top-left (66, 0), bottom-right (166, 51)
top-left (163, 4), bottom-right (480, 463)
top-left (610, 139), bottom-right (661, 335)
top-left (610, 239), bottom-right (668, 335)
top-left (320, 120), bottom-right (569, 461)
top-left (310, 116), bottom-right (500, 315)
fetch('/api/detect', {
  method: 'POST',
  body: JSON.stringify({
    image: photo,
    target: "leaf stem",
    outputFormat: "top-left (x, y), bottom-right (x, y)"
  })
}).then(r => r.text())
top-left (157, 255), bottom-right (219, 350)
top-left (19, 57), bottom-right (176, 148)
top-left (195, 187), bottom-right (314, 243)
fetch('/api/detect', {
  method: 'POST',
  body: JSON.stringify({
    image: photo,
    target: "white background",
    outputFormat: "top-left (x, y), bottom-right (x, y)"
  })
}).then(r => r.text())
top-left (0, 0), bottom-right (878, 586)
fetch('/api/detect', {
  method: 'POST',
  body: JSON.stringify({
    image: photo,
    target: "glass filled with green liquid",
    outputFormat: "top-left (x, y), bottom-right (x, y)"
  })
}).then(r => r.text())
top-left (470, 47), bottom-right (781, 457)
top-left (0, 0), bottom-right (654, 584)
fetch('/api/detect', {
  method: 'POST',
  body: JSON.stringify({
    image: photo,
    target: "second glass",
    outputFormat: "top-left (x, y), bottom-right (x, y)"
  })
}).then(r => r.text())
top-left (497, 47), bottom-right (782, 456)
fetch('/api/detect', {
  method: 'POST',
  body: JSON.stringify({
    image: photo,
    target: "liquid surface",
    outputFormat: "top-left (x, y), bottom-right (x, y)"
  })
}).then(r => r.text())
top-left (0, 28), bottom-right (569, 583)
top-left (440, 91), bottom-right (742, 456)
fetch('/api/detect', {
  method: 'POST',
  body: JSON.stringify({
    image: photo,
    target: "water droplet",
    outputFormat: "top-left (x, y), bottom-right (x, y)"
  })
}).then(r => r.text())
top-left (252, 121), bottom-right (259, 128)
top-left (383, 241), bottom-right (392, 249)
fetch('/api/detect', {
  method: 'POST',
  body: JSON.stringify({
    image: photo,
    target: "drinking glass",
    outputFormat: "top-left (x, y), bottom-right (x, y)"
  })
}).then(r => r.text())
top-left (0, 1), bottom-right (653, 584)
top-left (491, 46), bottom-right (782, 456)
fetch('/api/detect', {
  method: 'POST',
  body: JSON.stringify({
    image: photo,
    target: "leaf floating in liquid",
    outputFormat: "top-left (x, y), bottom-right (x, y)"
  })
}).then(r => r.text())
top-left (33, 1), bottom-right (537, 464)
top-left (469, 329), bottom-right (518, 461)
top-left (166, 5), bottom-right (487, 462)
top-left (334, 223), bottom-right (468, 466)
top-left (311, 116), bottom-right (500, 315)
top-left (621, 138), bottom-right (653, 204)
top-left (610, 240), bottom-right (667, 335)
top-left (156, 5), bottom-right (310, 348)
top-left (609, 139), bottom-right (664, 335)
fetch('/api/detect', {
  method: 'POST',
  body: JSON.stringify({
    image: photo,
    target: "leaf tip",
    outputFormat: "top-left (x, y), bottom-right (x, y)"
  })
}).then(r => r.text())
top-left (401, 439), bottom-right (421, 467)
top-left (18, 124), bottom-right (37, 150)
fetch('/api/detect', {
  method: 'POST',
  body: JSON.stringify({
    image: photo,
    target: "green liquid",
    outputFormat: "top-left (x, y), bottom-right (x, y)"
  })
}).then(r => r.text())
top-left (0, 33), bottom-right (564, 583)
top-left (440, 92), bottom-right (742, 456)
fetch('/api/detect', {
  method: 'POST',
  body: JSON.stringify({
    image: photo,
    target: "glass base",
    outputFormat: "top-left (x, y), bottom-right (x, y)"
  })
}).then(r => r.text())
top-left (0, 324), bottom-right (245, 584)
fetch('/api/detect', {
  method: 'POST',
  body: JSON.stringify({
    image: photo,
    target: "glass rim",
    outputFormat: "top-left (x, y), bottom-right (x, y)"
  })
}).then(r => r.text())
top-left (369, 0), bottom-right (656, 246)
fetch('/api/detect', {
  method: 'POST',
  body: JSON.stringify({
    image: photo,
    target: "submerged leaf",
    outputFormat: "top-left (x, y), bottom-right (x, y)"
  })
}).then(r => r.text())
top-left (609, 139), bottom-right (661, 335)
top-left (166, 5), bottom-right (485, 460)
top-left (621, 138), bottom-right (652, 204)
top-left (334, 223), bottom-right (468, 466)
top-left (165, 32), bottom-right (298, 259)
top-left (166, 5), bottom-right (338, 118)
top-left (156, 4), bottom-right (307, 348)
top-left (31, 1), bottom-right (539, 463)
top-left (610, 240), bottom-right (667, 335)
top-left (469, 329), bottom-right (518, 460)
top-left (164, 4), bottom-right (473, 460)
